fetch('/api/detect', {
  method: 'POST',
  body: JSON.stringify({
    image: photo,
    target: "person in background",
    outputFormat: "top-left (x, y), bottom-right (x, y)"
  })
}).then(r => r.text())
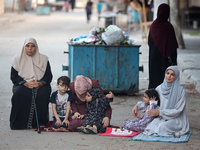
top-left (50, 76), bottom-right (72, 129)
top-left (70, 0), bottom-right (75, 12)
top-left (148, 3), bottom-right (178, 89)
top-left (147, 0), bottom-right (153, 21)
top-left (85, 0), bottom-right (93, 23)
top-left (10, 37), bottom-right (52, 129)
top-left (97, 0), bottom-right (103, 21)
top-left (129, 0), bottom-right (141, 24)
top-left (64, 0), bottom-right (69, 12)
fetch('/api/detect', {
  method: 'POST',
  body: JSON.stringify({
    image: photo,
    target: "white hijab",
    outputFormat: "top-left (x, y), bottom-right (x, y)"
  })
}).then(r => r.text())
top-left (160, 66), bottom-right (184, 109)
top-left (12, 37), bottom-right (48, 81)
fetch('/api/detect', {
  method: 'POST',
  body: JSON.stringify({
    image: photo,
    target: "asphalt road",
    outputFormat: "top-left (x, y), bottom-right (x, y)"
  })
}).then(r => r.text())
top-left (0, 8), bottom-right (200, 150)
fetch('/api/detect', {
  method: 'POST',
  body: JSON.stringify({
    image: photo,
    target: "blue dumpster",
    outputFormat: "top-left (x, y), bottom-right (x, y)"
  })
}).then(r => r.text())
top-left (36, 6), bottom-right (50, 15)
top-left (65, 44), bottom-right (142, 94)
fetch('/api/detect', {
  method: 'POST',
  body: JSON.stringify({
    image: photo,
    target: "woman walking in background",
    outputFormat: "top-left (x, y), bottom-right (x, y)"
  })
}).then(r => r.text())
top-left (86, 0), bottom-right (93, 23)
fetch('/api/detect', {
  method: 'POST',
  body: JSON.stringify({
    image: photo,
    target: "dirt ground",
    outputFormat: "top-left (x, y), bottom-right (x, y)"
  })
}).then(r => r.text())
top-left (0, 9), bottom-right (200, 150)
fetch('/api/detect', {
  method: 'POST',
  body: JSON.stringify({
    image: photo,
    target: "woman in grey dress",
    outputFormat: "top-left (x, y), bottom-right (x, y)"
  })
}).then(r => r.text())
top-left (133, 66), bottom-right (189, 137)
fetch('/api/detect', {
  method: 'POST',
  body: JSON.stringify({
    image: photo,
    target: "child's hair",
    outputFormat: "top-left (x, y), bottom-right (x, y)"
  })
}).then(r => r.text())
top-left (145, 88), bottom-right (160, 106)
top-left (57, 76), bottom-right (70, 86)
top-left (88, 87), bottom-right (102, 101)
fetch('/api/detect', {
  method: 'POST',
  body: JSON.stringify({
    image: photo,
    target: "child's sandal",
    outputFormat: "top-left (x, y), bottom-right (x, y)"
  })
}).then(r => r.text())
top-left (77, 126), bottom-right (90, 134)
top-left (85, 126), bottom-right (97, 134)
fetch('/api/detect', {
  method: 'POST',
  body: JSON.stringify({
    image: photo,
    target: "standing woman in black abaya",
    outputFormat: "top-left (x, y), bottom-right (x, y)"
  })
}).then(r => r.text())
top-left (148, 3), bottom-right (178, 89)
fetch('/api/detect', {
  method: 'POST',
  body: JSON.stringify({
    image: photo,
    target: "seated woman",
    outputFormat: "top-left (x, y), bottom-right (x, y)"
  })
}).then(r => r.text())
top-left (68, 75), bottom-right (113, 131)
top-left (133, 66), bottom-right (189, 137)
top-left (10, 37), bottom-right (53, 129)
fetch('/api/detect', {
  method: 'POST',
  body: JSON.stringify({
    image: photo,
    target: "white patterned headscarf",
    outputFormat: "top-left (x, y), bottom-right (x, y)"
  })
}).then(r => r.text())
top-left (160, 66), bottom-right (183, 109)
top-left (12, 37), bottom-right (48, 81)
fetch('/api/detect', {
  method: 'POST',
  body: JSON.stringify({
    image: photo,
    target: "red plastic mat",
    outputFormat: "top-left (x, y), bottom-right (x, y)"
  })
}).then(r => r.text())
top-left (99, 127), bottom-right (140, 137)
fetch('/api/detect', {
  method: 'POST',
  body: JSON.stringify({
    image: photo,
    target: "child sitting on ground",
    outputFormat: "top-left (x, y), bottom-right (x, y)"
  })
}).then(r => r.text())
top-left (77, 87), bottom-right (114, 134)
top-left (121, 88), bottom-right (160, 132)
top-left (50, 76), bottom-right (72, 128)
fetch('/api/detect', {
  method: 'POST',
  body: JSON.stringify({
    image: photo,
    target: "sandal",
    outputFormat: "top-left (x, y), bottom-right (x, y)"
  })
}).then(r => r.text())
top-left (77, 126), bottom-right (90, 134)
top-left (85, 126), bottom-right (97, 134)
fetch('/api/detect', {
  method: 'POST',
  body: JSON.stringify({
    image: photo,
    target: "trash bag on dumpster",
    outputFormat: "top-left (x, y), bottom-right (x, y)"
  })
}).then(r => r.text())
top-left (102, 25), bottom-right (126, 45)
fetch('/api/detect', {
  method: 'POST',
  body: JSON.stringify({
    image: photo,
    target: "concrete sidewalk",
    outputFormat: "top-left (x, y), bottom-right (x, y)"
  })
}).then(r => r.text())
top-left (0, 12), bottom-right (25, 28)
top-left (177, 31), bottom-right (200, 93)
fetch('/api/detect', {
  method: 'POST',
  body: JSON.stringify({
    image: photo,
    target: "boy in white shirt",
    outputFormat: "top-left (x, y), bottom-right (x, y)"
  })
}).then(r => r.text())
top-left (50, 76), bottom-right (72, 128)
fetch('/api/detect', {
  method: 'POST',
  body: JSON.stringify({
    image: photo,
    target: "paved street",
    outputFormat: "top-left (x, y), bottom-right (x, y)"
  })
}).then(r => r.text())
top-left (0, 8), bottom-right (200, 150)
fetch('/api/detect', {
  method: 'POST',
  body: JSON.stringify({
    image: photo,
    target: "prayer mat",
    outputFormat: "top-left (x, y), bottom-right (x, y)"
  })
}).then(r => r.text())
top-left (99, 127), bottom-right (140, 137)
top-left (34, 121), bottom-right (72, 132)
top-left (132, 131), bottom-right (192, 143)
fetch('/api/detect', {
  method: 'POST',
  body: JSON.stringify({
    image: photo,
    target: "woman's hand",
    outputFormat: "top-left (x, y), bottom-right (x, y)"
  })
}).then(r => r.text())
top-left (72, 112), bottom-right (81, 119)
top-left (33, 81), bottom-right (43, 89)
top-left (132, 105), bottom-right (139, 117)
top-left (23, 80), bottom-right (35, 89)
top-left (106, 91), bottom-right (114, 98)
top-left (23, 80), bottom-right (43, 89)
top-left (148, 109), bottom-right (160, 117)
top-left (102, 117), bottom-right (110, 128)
top-left (78, 114), bottom-right (84, 119)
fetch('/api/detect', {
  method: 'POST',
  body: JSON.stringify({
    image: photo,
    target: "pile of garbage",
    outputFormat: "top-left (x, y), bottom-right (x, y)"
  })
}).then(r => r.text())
top-left (68, 25), bottom-right (139, 46)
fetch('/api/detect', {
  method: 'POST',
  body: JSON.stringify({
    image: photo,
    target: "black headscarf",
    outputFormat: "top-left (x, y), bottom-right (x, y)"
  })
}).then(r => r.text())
top-left (150, 3), bottom-right (178, 59)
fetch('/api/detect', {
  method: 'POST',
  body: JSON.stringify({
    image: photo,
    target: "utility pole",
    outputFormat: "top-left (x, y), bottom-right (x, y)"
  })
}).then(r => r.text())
top-left (169, 0), bottom-right (185, 49)
top-left (0, 0), bottom-right (4, 15)
top-left (12, 0), bottom-right (15, 12)
top-left (18, 0), bottom-right (23, 14)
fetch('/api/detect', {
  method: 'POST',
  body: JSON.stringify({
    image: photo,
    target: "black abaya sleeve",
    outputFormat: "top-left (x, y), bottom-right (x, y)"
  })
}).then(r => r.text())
top-left (39, 61), bottom-right (53, 86)
top-left (170, 51), bottom-right (177, 65)
top-left (10, 67), bottom-right (25, 86)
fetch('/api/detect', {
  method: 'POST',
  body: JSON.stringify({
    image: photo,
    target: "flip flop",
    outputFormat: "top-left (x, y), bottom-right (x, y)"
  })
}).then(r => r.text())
top-left (77, 126), bottom-right (90, 134)
top-left (85, 126), bottom-right (97, 134)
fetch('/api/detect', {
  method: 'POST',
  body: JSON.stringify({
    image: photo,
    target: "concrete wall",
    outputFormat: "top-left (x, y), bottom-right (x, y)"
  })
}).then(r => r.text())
top-left (0, 0), bottom-right (4, 15)
top-left (4, 0), bottom-right (15, 11)
top-left (190, 0), bottom-right (200, 7)
top-left (4, 0), bottom-right (24, 12)
top-left (3, 0), bottom-right (56, 12)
